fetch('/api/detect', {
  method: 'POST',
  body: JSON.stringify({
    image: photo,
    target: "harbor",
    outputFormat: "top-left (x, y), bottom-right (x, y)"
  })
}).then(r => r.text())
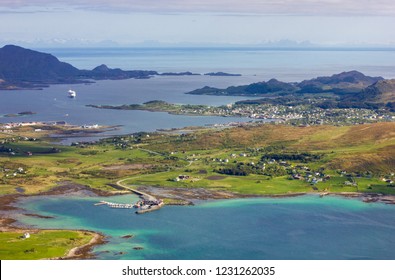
top-left (94, 199), bottom-right (164, 214)
top-left (94, 179), bottom-right (165, 214)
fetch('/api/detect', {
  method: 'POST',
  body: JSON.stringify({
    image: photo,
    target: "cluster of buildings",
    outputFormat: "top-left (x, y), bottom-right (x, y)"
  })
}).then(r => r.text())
top-left (291, 107), bottom-right (395, 125)
top-left (174, 103), bottom-right (395, 126)
top-left (1, 121), bottom-right (100, 132)
top-left (1, 121), bottom-right (43, 129)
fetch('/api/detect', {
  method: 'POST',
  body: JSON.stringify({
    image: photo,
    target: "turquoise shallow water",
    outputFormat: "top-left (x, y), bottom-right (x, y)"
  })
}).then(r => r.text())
top-left (15, 194), bottom-right (395, 260)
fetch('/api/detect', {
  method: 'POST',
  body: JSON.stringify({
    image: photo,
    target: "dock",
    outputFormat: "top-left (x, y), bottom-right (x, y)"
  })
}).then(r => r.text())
top-left (116, 178), bottom-right (164, 214)
top-left (94, 201), bottom-right (135, 209)
top-left (94, 197), bottom-right (164, 214)
top-left (93, 178), bottom-right (166, 214)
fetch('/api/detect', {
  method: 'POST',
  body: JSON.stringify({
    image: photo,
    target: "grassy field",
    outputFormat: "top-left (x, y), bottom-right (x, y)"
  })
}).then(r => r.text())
top-left (0, 230), bottom-right (94, 260)
top-left (123, 165), bottom-right (394, 195)
top-left (1, 122), bottom-right (394, 196)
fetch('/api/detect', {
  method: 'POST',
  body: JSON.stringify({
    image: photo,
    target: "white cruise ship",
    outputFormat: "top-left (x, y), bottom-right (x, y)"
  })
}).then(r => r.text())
top-left (68, 89), bottom-right (77, 98)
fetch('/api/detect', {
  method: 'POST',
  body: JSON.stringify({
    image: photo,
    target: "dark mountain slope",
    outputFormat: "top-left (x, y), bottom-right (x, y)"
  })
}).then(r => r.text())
top-left (0, 45), bottom-right (158, 89)
top-left (297, 71), bottom-right (383, 94)
top-left (0, 45), bottom-right (79, 81)
top-left (186, 70), bottom-right (383, 96)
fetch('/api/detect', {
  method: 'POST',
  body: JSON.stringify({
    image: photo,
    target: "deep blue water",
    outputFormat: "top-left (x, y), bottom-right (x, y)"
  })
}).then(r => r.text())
top-left (0, 76), bottom-right (259, 144)
top-left (42, 47), bottom-right (395, 80)
top-left (16, 194), bottom-right (395, 260)
top-left (1, 48), bottom-right (395, 143)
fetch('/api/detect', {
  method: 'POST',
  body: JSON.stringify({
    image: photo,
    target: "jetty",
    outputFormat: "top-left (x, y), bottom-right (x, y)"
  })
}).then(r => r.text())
top-left (93, 178), bottom-right (165, 214)
top-left (95, 201), bottom-right (135, 209)
top-left (116, 178), bottom-right (165, 214)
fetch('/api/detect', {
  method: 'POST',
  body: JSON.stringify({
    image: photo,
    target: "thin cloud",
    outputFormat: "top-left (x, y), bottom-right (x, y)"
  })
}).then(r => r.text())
top-left (0, 0), bottom-right (394, 16)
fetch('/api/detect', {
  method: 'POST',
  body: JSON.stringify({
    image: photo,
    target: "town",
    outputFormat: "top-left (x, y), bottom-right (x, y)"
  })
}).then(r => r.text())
top-left (89, 101), bottom-right (395, 126)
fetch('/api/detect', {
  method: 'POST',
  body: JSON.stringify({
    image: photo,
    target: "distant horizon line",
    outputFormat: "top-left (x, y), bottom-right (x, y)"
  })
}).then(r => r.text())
top-left (3, 44), bottom-right (395, 51)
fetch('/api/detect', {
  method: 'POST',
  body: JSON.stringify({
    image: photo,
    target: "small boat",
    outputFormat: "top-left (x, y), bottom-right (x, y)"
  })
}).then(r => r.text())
top-left (68, 89), bottom-right (77, 98)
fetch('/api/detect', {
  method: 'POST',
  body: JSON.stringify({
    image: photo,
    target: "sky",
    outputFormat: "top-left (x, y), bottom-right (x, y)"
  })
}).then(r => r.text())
top-left (0, 0), bottom-right (395, 47)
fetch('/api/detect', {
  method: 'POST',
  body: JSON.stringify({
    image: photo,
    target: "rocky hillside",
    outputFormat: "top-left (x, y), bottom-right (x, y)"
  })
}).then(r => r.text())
top-left (186, 70), bottom-right (384, 96)
top-left (361, 79), bottom-right (395, 102)
top-left (297, 70), bottom-right (383, 94)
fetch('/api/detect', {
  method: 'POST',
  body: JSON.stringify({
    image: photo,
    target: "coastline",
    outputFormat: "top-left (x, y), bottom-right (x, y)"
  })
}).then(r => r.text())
top-left (55, 232), bottom-right (106, 260)
top-left (132, 185), bottom-right (395, 205)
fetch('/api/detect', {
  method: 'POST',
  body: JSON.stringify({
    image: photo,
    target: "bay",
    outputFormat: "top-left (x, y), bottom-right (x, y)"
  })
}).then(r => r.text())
top-left (0, 76), bottom-right (264, 143)
top-left (15, 194), bottom-right (395, 260)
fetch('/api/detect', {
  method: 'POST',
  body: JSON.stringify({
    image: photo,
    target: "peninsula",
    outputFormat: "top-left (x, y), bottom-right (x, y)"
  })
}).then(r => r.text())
top-left (86, 70), bottom-right (395, 126)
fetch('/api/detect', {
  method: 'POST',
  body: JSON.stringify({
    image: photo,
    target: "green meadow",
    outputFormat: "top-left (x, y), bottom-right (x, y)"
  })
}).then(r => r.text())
top-left (0, 230), bottom-right (94, 260)
top-left (1, 122), bottom-right (394, 196)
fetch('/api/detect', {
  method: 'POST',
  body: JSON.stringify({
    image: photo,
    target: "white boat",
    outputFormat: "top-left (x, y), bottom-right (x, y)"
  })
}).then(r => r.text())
top-left (68, 89), bottom-right (77, 98)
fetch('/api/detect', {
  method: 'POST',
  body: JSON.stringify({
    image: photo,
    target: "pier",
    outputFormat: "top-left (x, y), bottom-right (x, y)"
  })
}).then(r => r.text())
top-left (94, 178), bottom-right (165, 214)
top-left (94, 201), bottom-right (135, 209)
top-left (116, 178), bottom-right (164, 214)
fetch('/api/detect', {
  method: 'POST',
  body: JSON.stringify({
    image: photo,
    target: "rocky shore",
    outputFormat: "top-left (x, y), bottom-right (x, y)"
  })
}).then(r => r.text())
top-left (56, 232), bottom-right (106, 260)
top-left (134, 185), bottom-right (395, 206)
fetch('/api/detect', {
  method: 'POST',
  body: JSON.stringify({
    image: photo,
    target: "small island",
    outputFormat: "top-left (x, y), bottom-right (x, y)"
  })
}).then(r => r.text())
top-left (87, 100), bottom-right (225, 116)
top-left (204, 72), bottom-right (242, 76)
top-left (2, 111), bottom-right (36, 118)
top-left (160, 71), bottom-right (200, 76)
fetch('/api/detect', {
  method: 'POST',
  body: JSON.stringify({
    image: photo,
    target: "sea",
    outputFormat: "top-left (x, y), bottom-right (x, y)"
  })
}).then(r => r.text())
top-left (1, 48), bottom-right (395, 143)
top-left (3, 47), bottom-right (395, 260)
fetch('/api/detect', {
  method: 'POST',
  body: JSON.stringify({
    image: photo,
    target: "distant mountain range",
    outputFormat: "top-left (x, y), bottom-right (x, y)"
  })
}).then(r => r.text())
top-left (4, 38), bottom-right (395, 49)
